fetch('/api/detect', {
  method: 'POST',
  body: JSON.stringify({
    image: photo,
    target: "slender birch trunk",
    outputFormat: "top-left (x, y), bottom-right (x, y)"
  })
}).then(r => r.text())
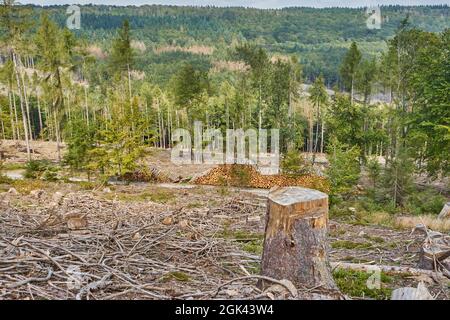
top-left (84, 85), bottom-right (89, 126)
top-left (320, 119), bottom-right (324, 154)
top-left (12, 91), bottom-right (20, 140)
top-left (36, 93), bottom-right (43, 139)
top-left (7, 88), bottom-right (16, 140)
top-left (19, 58), bottom-right (33, 142)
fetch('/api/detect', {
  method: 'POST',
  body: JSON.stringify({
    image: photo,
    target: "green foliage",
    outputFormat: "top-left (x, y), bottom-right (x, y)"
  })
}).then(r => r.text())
top-left (229, 165), bottom-right (252, 187)
top-left (161, 271), bottom-right (191, 282)
top-left (109, 19), bottom-right (135, 75)
top-left (170, 63), bottom-right (209, 109)
top-left (31, 5), bottom-right (450, 84)
top-left (24, 160), bottom-right (58, 180)
top-left (308, 75), bottom-right (328, 108)
top-left (281, 150), bottom-right (312, 176)
top-left (340, 41), bottom-right (362, 91)
top-left (366, 157), bottom-right (381, 188)
top-left (326, 139), bottom-right (361, 197)
top-left (382, 150), bottom-right (415, 208)
top-left (333, 269), bottom-right (393, 300)
top-left (0, 160), bottom-right (13, 184)
top-left (64, 117), bottom-right (95, 171)
top-left (331, 240), bottom-right (372, 250)
top-left (404, 188), bottom-right (447, 216)
top-left (356, 58), bottom-right (377, 103)
top-left (0, 4), bottom-right (448, 219)
top-left (406, 29), bottom-right (450, 176)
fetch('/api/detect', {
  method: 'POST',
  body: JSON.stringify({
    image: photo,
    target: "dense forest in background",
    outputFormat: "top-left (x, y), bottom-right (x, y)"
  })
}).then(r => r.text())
top-left (0, 2), bottom-right (449, 217)
top-left (12, 4), bottom-right (450, 85)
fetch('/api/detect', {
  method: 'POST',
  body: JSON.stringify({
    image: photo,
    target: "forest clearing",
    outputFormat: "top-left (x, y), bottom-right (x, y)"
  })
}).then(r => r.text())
top-left (0, 175), bottom-right (449, 300)
top-left (1, 144), bottom-right (449, 300)
top-left (0, 1), bottom-right (449, 303)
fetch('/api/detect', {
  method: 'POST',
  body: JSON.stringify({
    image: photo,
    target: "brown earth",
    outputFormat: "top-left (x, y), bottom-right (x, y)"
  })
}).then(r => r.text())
top-left (0, 181), bottom-right (448, 300)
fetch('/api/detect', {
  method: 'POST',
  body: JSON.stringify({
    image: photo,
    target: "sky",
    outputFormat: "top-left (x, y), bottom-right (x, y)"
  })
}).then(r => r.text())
top-left (18, 1), bottom-right (450, 9)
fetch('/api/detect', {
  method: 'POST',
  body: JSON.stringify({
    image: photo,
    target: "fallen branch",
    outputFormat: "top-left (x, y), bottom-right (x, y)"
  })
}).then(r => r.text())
top-left (7, 268), bottom-right (53, 289)
top-left (331, 262), bottom-right (450, 282)
top-left (213, 275), bottom-right (297, 298)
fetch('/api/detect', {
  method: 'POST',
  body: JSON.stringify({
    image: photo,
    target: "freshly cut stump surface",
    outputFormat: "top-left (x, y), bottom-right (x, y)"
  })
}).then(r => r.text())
top-left (260, 187), bottom-right (337, 291)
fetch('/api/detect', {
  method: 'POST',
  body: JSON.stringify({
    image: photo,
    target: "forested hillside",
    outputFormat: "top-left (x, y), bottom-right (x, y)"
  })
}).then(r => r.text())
top-left (15, 4), bottom-right (450, 84)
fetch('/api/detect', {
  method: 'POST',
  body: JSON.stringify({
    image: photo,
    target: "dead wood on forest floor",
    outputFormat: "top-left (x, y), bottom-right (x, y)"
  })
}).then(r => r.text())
top-left (0, 185), bottom-right (448, 300)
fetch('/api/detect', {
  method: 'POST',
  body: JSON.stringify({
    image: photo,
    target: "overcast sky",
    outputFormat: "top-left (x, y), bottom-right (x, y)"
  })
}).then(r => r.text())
top-left (18, 1), bottom-right (450, 8)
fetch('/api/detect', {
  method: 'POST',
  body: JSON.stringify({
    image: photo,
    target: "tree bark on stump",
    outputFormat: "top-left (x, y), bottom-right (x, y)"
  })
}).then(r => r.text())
top-left (260, 187), bottom-right (337, 291)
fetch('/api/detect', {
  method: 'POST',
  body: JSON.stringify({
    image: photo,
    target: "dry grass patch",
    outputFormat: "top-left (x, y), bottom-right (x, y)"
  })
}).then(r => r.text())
top-left (394, 215), bottom-right (450, 232)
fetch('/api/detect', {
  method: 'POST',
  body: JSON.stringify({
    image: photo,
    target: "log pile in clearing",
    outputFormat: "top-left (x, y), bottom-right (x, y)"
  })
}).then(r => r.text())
top-left (193, 164), bottom-right (330, 192)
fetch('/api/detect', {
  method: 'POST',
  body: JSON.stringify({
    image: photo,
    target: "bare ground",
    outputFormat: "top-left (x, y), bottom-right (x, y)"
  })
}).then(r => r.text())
top-left (0, 140), bottom-right (213, 181)
top-left (0, 181), bottom-right (448, 300)
top-left (0, 141), bottom-right (448, 300)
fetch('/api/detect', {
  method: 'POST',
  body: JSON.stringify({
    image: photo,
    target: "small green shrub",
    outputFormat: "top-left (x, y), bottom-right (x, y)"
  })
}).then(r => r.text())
top-left (0, 175), bottom-right (12, 184)
top-left (25, 160), bottom-right (59, 180)
top-left (404, 188), bottom-right (447, 215)
top-left (281, 150), bottom-right (312, 176)
top-left (229, 165), bottom-right (251, 186)
top-left (333, 269), bottom-right (393, 300)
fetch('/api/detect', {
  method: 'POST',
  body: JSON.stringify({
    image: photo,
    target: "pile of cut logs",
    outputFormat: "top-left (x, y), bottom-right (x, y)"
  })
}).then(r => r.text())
top-left (193, 164), bottom-right (330, 193)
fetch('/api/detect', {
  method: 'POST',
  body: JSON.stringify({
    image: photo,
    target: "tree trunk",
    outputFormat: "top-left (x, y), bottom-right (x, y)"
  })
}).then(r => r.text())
top-left (12, 91), bottom-right (21, 140)
top-left (7, 89), bottom-right (16, 140)
top-left (320, 119), bottom-right (324, 154)
top-left (20, 66), bottom-right (33, 142)
top-left (84, 85), bottom-right (89, 126)
top-left (350, 77), bottom-right (354, 105)
top-left (0, 106), bottom-right (5, 140)
top-left (13, 54), bottom-right (31, 161)
top-left (260, 187), bottom-right (338, 291)
top-left (36, 94), bottom-right (43, 139)
top-left (308, 118), bottom-right (313, 154)
top-left (53, 102), bottom-right (61, 163)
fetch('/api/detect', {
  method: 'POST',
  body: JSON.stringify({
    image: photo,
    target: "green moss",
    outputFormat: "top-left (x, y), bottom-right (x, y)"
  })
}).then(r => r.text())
top-left (219, 228), bottom-right (264, 241)
top-left (12, 179), bottom-right (47, 194)
top-left (146, 190), bottom-right (175, 203)
top-left (333, 269), bottom-right (393, 300)
top-left (245, 261), bottom-right (261, 274)
top-left (186, 201), bottom-right (202, 208)
top-left (363, 234), bottom-right (385, 243)
top-left (218, 184), bottom-right (230, 196)
top-left (1, 163), bottom-right (26, 170)
top-left (342, 256), bottom-right (372, 264)
top-left (241, 240), bottom-right (263, 255)
top-left (0, 174), bottom-right (13, 184)
top-left (161, 271), bottom-right (191, 282)
top-left (218, 227), bottom-right (264, 255)
top-left (331, 240), bottom-right (373, 250)
top-left (112, 189), bottom-right (175, 203)
top-left (76, 181), bottom-right (100, 190)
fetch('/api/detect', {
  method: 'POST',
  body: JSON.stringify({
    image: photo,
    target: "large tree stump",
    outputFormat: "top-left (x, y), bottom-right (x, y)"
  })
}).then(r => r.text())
top-left (260, 187), bottom-right (337, 291)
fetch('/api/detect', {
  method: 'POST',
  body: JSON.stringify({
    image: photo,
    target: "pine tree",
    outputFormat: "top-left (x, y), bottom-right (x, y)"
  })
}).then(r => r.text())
top-left (340, 41), bottom-right (361, 104)
top-left (109, 19), bottom-right (135, 101)
top-left (35, 14), bottom-right (74, 162)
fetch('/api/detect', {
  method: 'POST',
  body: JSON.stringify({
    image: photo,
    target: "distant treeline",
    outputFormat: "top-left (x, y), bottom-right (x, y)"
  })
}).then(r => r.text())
top-left (19, 4), bottom-right (450, 85)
